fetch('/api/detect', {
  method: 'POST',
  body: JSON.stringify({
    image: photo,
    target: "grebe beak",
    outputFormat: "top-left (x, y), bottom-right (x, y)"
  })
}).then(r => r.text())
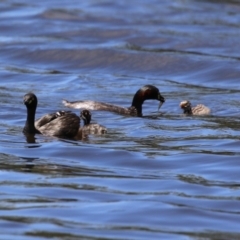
top-left (158, 101), bottom-right (163, 111)
top-left (158, 93), bottom-right (165, 110)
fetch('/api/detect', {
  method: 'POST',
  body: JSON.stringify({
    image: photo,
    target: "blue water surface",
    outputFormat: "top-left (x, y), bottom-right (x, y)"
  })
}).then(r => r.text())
top-left (1, 0), bottom-right (240, 239)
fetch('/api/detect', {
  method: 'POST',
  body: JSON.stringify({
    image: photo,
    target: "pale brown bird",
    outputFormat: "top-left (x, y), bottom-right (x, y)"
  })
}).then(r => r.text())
top-left (180, 100), bottom-right (210, 115)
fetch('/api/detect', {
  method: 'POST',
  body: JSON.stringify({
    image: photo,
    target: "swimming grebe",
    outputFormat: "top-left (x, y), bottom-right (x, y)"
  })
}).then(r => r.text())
top-left (80, 109), bottom-right (107, 134)
top-left (180, 100), bottom-right (210, 115)
top-left (62, 85), bottom-right (165, 117)
top-left (23, 93), bottom-right (80, 138)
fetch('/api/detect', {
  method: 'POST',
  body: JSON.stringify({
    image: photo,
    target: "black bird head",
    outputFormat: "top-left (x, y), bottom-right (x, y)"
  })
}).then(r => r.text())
top-left (80, 109), bottom-right (92, 125)
top-left (23, 93), bottom-right (38, 109)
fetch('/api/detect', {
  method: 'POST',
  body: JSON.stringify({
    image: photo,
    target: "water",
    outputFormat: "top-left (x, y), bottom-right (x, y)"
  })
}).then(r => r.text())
top-left (1, 0), bottom-right (240, 239)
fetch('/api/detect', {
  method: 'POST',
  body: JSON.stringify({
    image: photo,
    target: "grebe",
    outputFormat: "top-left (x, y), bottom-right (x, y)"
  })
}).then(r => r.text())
top-left (23, 93), bottom-right (80, 138)
top-left (80, 109), bottom-right (107, 134)
top-left (180, 100), bottom-right (210, 115)
top-left (62, 85), bottom-right (165, 117)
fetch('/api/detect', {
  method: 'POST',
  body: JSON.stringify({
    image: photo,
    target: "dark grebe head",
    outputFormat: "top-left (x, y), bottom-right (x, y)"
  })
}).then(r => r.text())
top-left (24, 93), bottom-right (38, 109)
top-left (180, 100), bottom-right (192, 114)
top-left (80, 109), bottom-right (92, 125)
top-left (131, 85), bottom-right (165, 116)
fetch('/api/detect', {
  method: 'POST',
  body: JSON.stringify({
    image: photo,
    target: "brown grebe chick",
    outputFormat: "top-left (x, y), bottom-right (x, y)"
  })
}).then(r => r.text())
top-left (180, 100), bottom-right (210, 115)
top-left (80, 109), bottom-right (107, 134)
top-left (23, 93), bottom-right (80, 138)
top-left (62, 85), bottom-right (165, 117)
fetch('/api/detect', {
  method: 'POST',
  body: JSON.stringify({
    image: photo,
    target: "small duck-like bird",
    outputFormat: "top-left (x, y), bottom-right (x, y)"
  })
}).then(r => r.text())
top-left (80, 109), bottom-right (107, 134)
top-left (180, 100), bottom-right (210, 115)
top-left (62, 85), bottom-right (165, 117)
top-left (23, 93), bottom-right (80, 138)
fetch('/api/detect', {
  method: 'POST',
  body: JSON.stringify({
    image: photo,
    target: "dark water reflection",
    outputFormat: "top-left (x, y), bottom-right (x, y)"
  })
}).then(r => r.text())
top-left (1, 0), bottom-right (240, 239)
